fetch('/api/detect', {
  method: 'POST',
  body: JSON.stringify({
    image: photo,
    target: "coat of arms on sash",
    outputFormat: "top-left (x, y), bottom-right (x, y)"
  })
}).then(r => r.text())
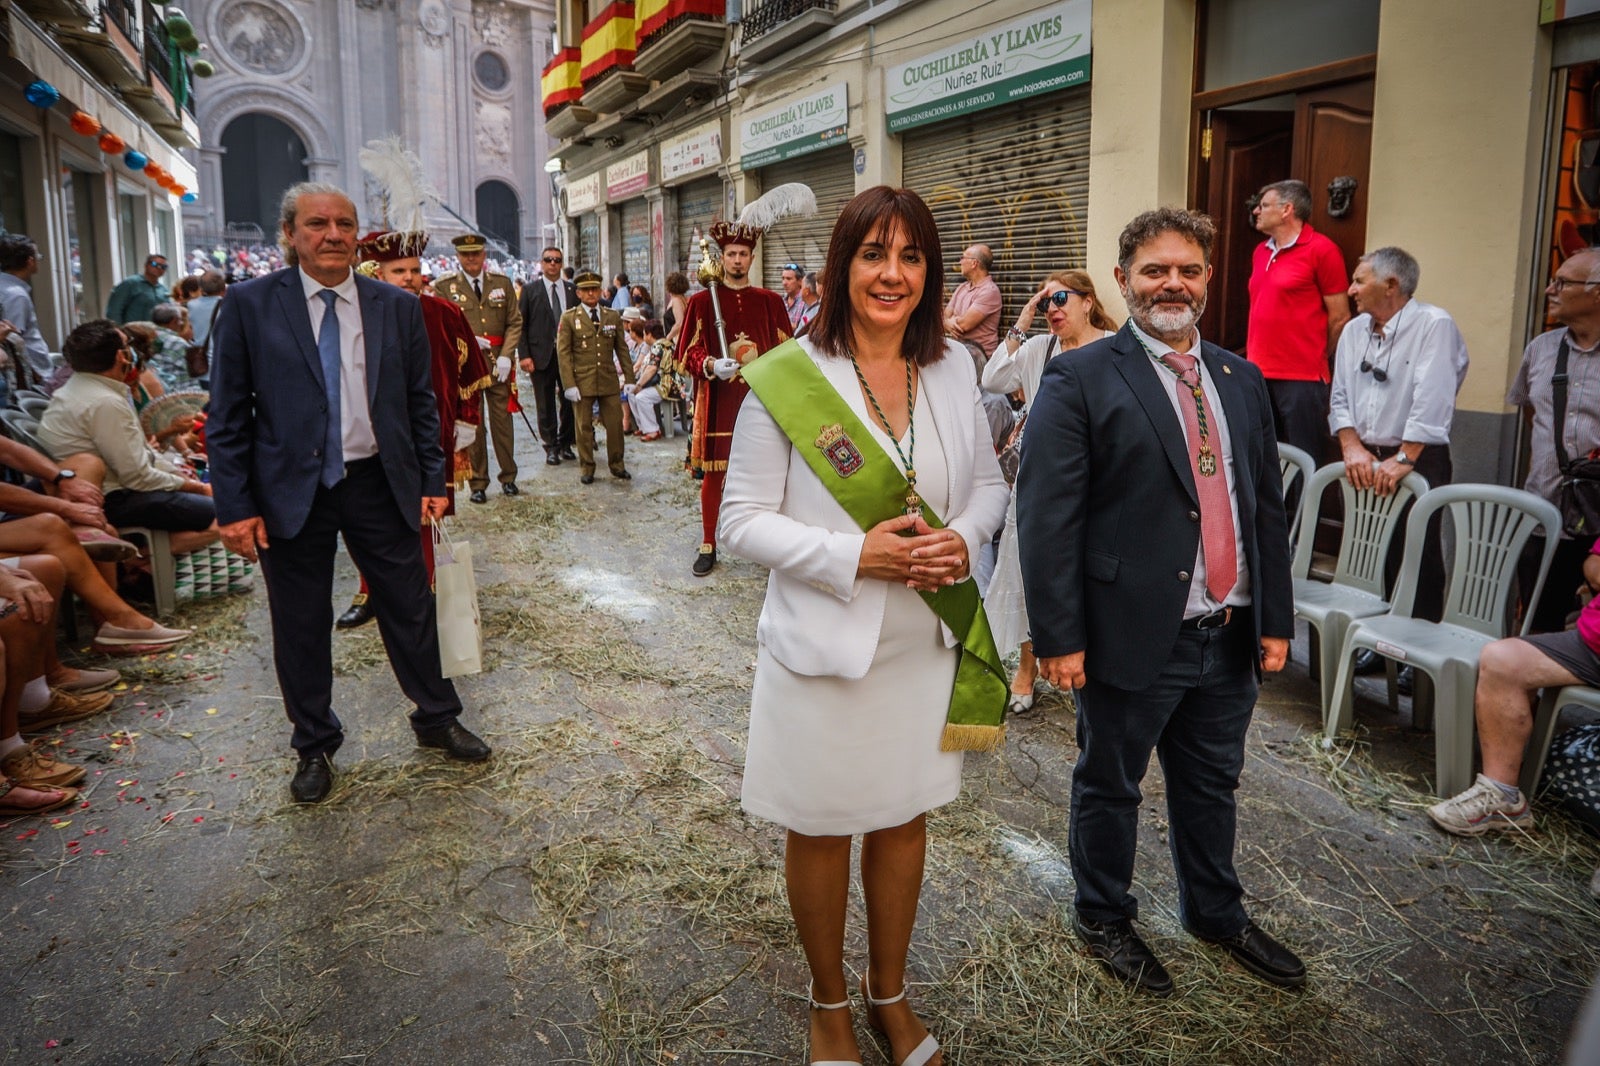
top-left (815, 423), bottom-right (863, 478)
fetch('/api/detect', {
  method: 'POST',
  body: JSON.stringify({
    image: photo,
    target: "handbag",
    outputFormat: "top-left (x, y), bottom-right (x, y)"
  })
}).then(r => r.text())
top-left (1551, 337), bottom-right (1600, 537)
top-left (185, 339), bottom-right (209, 379)
top-left (432, 520), bottom-right (482, 678)
top-left (995, 337), bottom-right (1054, 487)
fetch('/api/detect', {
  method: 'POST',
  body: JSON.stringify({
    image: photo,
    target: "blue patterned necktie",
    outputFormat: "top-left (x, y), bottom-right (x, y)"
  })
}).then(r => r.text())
top-left (317, 288), bottom-right (343, 487)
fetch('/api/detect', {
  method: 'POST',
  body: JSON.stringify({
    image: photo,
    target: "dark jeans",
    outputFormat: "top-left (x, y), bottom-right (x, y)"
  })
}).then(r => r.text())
top-left (1520, 533), bottom-right (1594, 635)
top-left (104, 488), bottom-right (215, 531)
top-left (1071, 613), bottom-right (1257, 938)
top-left (256, 458), bottom-right (461, 758)
top-left (529, 362), bottom-right (575, 451)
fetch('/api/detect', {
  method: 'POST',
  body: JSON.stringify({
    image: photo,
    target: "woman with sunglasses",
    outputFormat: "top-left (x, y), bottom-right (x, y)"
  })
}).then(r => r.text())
top-left (982, 270), bottom-right (1119, 712)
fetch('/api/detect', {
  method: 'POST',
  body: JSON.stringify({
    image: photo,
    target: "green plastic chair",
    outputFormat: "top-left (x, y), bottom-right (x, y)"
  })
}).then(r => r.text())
top-left (1325, 484), bottom-right (1561, 797)
top-left (1291, 461), bottom-right (1430, 717)
top-left (1278, 443), bottom-right (1315, 548)
top-left (1521, 685), bottom-right (1600, 797)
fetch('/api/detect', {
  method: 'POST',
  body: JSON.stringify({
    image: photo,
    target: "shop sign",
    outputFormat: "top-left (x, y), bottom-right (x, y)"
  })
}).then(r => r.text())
top-left (566, 170), bottom-right (602, 215)
top-left (1544, 0), bottom-right (1600, 23)
top-left (661, 121), bottom-right (723, 183)
top-left (739, 81), bottom-right (849, 169)
top-left (885, 0), bottom-right (1091, 133)
top-left (606, 150), bottom-right (651, 200)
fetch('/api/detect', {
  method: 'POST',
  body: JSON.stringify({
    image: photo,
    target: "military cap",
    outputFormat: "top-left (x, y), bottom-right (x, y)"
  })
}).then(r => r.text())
top-left (574, 270), bottom-right (603, 289)
top-left (451, 234), bottom-right (487, 252)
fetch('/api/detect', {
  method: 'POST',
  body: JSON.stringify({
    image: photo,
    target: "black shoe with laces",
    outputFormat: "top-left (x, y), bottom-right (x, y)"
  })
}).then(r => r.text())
top-left (1074, 916), bottom-right (1174, 995)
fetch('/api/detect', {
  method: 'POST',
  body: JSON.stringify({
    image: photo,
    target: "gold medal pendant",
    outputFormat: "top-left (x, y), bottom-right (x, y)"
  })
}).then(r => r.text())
top-left (905, 486), bottom-right (922, 515)
top-left (1198, 448), bottom-right (1218, 477)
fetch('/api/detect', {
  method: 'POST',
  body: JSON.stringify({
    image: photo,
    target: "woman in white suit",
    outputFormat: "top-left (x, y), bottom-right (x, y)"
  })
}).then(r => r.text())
top-left (720, 187), bottom-right (1008, 1066)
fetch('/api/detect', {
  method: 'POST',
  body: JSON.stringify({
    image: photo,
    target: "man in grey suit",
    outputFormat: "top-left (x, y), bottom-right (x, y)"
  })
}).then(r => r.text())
top-left (1018, 207), bottom-right (1300, 995)
top-left (517, 245), bottom-right (578, 465)
top-left (208, 182), bottom-right (491, 804)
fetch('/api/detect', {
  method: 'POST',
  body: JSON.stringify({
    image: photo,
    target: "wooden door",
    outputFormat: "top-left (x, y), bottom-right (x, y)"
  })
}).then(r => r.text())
top-left (1292, 78), bottom-right (1374, 284)
top-left (1197, 110), bottom-right (1293, 353)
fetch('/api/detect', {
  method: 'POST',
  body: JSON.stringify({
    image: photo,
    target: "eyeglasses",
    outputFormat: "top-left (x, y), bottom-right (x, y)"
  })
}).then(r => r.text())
top-left (1255, 200), bottom-right (1284, 213)
top-left (148, 260), bottom-right (168, 269)
top-left (1358, 359), bottom-right (1389, 383)
top-left (1549, 275), bottom-right (1598, 292)
top-left (542, 256), bottom-right (563, 263)
top-left (1039, 289), bottom-right (1086, 309)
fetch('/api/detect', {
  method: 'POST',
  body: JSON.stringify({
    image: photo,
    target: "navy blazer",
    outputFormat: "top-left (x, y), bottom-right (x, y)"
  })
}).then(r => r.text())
top-left (518, 277), bottom-right (579, 371)
top-left (1015, 323), bottom-right (1294, 692)
top-left (207, 268), bottom-right (445, 540)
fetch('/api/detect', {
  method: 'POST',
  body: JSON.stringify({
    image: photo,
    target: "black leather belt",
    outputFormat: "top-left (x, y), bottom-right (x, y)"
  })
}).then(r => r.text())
top-left (344, 455), bottom-right (382, 475)
top-left (1181, 606), bottom-right (1237, 631)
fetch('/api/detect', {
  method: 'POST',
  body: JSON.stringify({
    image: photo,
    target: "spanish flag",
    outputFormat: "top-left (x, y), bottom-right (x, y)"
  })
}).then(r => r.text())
top-left (636, 0), bottom-right (725, 44)
top-left (540, 47), bottom-right (581, 115)
top-left (581, 1), bottom-right (637, 84)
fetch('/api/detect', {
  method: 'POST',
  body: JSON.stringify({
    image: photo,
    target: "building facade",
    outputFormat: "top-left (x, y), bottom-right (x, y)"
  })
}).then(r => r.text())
top-left (2, 0), bottom-right (202, 348)
top-left (179, 0), bottom-right (557, 261)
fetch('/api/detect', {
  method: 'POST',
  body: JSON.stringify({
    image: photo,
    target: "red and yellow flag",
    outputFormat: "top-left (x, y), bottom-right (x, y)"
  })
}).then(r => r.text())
top-left (541, 47), bottom-right (581, 115)
top-left (581, 1), bottom-right (636, 83)
top-left (636, 0), bottom-right (724, 44)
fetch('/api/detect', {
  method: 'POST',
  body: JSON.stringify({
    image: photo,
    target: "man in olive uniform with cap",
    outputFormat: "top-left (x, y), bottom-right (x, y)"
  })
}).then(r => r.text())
top-left (435, 234), bottom-right (524, 502)
top-left (556, 271), bottom-right (635, 483)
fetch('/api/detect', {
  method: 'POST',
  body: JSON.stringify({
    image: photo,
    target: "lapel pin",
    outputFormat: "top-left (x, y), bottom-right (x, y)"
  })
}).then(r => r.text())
top-left (1223, 365), bottom-right (1232, 375)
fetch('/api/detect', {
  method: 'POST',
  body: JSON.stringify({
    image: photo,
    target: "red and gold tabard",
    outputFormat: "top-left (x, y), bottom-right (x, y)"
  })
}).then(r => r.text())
top-left (674, 283), bottom-right (790, 473)
top-left (421, 292), bottom-right (492, 511)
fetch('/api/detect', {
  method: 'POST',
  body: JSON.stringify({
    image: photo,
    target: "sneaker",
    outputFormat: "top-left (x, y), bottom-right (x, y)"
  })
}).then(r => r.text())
top-left (1427, 774), bottom-right (1532, 836)
top-left (18, 688), bottom-right (116, 732)
top-left (1, 745), bottom-right (87, 788)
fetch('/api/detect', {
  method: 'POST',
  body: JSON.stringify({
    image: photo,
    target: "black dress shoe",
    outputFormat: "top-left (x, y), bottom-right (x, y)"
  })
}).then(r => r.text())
top-left (692, 546), bottom-right (716, 577)
top-left (335, 598), bottom-right (374, 629)
top-left (415, 721), bottom-right (492, 762)
top-left (1193, 920), bottom-right (1306, 988)
top-left (612, 469), bottom-right (631, 480)
top-left (291, 753), bottom-right (335, 803)
top-left (502, 481), bottom-right (519, 496)
top-left (580, 473), bottom-right (595, 485)
top-left (1352, 648), bottom-right (1384, 675)
top-left (560, 447), bottom-right (576, 460)
top-left (1074, 916), bottom-right (1173, 996)
top-left (546, 451), bottom-right (561, 466)
top-left (469, 489), bottom-right (488, 504)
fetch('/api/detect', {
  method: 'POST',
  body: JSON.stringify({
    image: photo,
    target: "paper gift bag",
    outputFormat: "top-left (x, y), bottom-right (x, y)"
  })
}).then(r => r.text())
top-left (433, 520), bottom-right (482, 678)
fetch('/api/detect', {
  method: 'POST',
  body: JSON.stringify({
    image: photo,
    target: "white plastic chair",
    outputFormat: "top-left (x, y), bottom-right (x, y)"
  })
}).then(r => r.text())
top-left (1521, 685), bottom-right (1600, 797)
top-left (1326, 484), bottom-right (1561, 797)
top-left (1278, 443), bottom-right (1315, 548)
top-left (1291, 461), bottom-right (1430, 716)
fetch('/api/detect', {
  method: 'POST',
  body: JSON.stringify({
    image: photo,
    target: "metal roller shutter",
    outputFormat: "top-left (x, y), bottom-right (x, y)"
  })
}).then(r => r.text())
top-left (674, 176), bottom-right (724, 277)
top-left (620, 198), bottom-right (650, 287)
top-left (901, 86), bottom-right (1092, 327)
top-left (577, 212), bottom-right (601, 275)
top-left (760, 148), bottom-right (855, 290)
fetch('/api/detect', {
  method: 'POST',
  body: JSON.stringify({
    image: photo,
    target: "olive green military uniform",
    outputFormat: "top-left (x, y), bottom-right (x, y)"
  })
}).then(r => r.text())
top-left (435, 269), bottom-right (524, 491)
top-left (556, 303), bottom-right (636, 478)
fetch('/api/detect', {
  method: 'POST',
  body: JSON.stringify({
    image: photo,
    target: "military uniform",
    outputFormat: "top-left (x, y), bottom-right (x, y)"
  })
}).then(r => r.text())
top-left (435, 251), bottom-right (523, 493)
top-left (556, 291), bottom-right (636, 479)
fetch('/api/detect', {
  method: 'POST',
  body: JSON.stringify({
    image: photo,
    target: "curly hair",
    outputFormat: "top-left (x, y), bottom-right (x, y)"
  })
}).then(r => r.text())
top-left (1115, 208), bottom-right (1217, 274)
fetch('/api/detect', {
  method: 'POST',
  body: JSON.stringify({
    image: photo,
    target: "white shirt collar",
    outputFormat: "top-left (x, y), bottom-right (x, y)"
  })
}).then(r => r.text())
top-left (1367, 297), bottom-right (1413, 339)
top-left (1265, 226), bottom-right (1302, 254)
top-left (299, 266), bottom-right (356, 304)
top-left (1128, 317), bottom-right (1200, 359)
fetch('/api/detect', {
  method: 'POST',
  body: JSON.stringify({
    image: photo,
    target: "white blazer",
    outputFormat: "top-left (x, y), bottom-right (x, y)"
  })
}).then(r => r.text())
top-left (719, 337), bottom-right (1009, 679)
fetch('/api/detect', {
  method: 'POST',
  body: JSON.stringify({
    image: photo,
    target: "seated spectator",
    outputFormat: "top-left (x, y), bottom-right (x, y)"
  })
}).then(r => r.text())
top-left (628, 319), bottom-right (668, 442)
top-left (37, 319), bottom-right (219, 554)
top-left (148, 302), bottom-right (195, 390)
top-left (629, 284), bottom-right (655, 321)
top-left (1429, 535), bottom-right (1600, 848)
top-left (117, 322), bottom-right (168, 410)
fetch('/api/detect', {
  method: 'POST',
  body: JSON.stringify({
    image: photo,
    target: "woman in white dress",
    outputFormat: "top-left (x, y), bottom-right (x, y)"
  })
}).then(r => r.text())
top-left (981, 269), bottom-right (1119, 712)
top-left (720, 187), bottom-right (1007, 1066)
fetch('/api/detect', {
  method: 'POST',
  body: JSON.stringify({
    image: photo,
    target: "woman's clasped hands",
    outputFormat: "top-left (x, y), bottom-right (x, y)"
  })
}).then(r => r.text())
top-left (857, 512), bottom-right (970, 591)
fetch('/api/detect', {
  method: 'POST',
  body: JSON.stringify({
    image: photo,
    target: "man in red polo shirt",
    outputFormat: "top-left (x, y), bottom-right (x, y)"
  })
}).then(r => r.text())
top-left (1246, 179), bottom-right (1350, 462)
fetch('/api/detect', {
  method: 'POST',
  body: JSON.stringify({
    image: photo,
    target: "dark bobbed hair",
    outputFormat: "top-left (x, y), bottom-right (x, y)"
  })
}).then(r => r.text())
top-left (63, 318), bottom-right (124, 373)
top-left (807, 186), bottom-right (947, 367)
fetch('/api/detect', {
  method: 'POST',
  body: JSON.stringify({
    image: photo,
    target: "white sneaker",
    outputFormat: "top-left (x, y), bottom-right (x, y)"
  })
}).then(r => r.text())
top-left (1427, 773), bottom-right (1532, 836)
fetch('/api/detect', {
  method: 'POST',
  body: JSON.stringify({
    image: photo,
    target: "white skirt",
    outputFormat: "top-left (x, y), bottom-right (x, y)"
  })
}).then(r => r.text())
top-left (741, 582), bottom-right (964, 836)
top-left (985, 490), bottom-right (1029, 658)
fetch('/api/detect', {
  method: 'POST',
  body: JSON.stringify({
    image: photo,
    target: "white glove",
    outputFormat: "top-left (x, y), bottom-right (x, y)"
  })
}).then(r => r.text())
top-left (564, 386), bottom-right (581, 402)
top-left (453, 422), bottom-right (478, 450)
top-left (495, 355), bottom-right (512, 382)
top-left (712, 356), bottom-right (740, 380)
top-left (476, 336), bottom-right (493, 351)
top-left (622, 383), bottom-right (635, 398)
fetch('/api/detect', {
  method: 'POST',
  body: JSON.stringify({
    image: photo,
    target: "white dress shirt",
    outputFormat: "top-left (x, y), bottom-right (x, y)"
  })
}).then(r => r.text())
top-left (546, 277), bottom-right (565, 314)
top-left (299, 267), bottom-right (376, 461)
top-left (1328, 298), bottom-right (1468, 447)
top-left (1129, 319), bottom-right (1251, 617)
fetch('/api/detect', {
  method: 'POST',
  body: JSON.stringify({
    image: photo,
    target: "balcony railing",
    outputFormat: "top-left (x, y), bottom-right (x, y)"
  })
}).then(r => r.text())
top-left (740, 0), bottom-right (833, 43)
top-left (143, 5), bottom-right (172, 86)
top-left (101, 0), bottom-right (137, 39)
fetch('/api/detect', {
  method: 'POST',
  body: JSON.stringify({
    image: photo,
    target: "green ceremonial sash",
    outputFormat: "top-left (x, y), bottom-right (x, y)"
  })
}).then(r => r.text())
top-left (741, 341), bottom-right (1009, 752)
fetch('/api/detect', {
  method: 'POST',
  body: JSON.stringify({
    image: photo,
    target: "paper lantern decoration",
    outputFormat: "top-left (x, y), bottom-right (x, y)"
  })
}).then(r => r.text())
top-left (69, 111), bottom-right (101, 136)
top-left (123, 149), bottom-right (149, 171)
top-left (173, 186), bottom-right (188, 199)
top-left (181, 192), bottom-right (198, 204)
top-left (165, 13), bottom-right (193, 38)
top-left (191, 60), bottom-right (215, 78)
top-left (24, 80), bottom-right (60, 109)
top-left (98, 131), bottom-right (126, 154)
top-left (179, 36), bottom-right (201, 54)
top-left (144, 159), bottom-right (162, 176)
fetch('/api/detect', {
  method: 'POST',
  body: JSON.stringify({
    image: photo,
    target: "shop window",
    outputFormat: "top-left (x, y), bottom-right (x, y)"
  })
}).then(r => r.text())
top-left (62, 168), bottom-right (103, 324)
top-left (0, 131), bottom-right (25, 236)
top-left (1201, 0), bottom-right (1379, 91)
top-left (118, 193), bottom-right (141, 278)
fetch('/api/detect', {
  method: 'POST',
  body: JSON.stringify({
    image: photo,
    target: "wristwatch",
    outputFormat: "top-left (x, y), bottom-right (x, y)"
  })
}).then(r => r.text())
top-left (52, 469), bottom-right (76, 485)
top-left (1394, 453), bottom-right (1415, 466)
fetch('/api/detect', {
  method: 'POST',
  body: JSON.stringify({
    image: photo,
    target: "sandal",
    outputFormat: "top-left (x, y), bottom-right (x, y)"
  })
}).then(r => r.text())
top-left (0, 776), bottom-right (79, 817)
top-left (862, 975), bottom-right (939, 1066)
top-left (1007, 692), bottom-right (1035, 714)
top-left (808, 982), bottom-right (862, 1066)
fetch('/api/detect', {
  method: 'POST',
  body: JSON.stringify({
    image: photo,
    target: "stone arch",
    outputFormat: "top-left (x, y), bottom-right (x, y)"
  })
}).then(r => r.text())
top-left (219, 114), bottom-right (308, 235)
top-left (475, 179), bottom-right (521, 258)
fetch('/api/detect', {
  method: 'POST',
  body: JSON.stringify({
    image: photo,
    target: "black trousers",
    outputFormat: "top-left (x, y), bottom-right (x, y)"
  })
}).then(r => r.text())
top-left (529, 362), bottom-right (575, 451)
top-left (1369, 443), bottom-right (1452, 623)
top-left (256, 458), bottom-right (462, 758)
top-left (1266, 378), bottom-right (1333, 465)
top-left (1520, 533), bottom-right (1594, 635)
top-left (1071, 613), bottom-right (1257, 938)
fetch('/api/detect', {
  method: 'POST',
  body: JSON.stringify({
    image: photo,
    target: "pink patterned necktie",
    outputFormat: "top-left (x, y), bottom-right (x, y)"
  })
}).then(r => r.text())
top-left (1159, 351), bottom-right (1237, 603)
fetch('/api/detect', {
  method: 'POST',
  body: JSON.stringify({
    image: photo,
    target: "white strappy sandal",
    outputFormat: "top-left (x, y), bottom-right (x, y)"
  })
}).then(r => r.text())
top-left (808, 982), bottom-right (862, 1066)
top-left (862, 975), bottom-right (940, 1066)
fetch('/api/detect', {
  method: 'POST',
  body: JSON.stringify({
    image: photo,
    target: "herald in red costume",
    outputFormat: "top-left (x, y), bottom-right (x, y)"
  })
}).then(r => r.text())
top-left (675, 221), bottom-right (790, 575)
